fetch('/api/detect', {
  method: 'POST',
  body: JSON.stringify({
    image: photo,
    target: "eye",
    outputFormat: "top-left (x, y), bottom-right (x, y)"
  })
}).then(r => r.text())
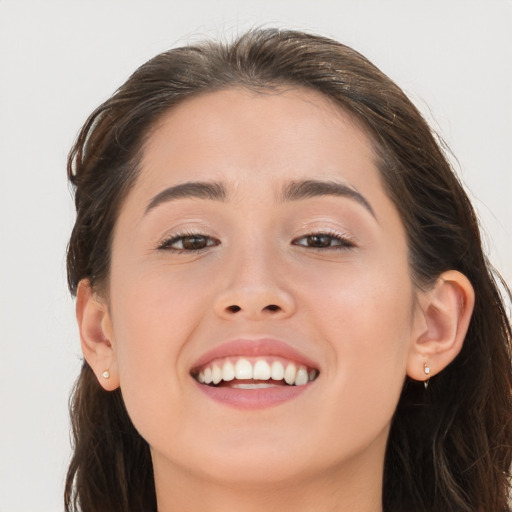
top-left (158, 233), bottom-right (219, 252)
top-left (292, 232), bottom-right (355, 250)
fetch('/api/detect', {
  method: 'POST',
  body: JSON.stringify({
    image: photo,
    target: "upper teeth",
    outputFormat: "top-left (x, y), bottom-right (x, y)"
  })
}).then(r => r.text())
top-left (195, 358), bottom-right (318, 387)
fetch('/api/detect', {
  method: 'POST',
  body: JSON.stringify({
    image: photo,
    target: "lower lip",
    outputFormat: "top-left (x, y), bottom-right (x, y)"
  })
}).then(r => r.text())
top-left (193, 380), bottom-right (312, 410)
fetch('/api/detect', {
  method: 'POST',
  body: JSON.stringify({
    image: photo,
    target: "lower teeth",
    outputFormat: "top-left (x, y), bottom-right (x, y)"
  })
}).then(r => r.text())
top-left (197, 371), bottom-right (320, 387)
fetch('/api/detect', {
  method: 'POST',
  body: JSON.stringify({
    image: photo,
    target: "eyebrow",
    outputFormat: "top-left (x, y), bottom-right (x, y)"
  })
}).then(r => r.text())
top-left (280, 180), bottom-right (376, 218)
top-left (145, 181), bottom-right (227, 213)
top-left (145, 178), bottom-right (375, 219)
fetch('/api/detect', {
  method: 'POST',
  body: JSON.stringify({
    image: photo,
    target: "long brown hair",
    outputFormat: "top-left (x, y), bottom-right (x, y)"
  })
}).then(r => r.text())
top-left (65, 28), bottom-right (512, 511)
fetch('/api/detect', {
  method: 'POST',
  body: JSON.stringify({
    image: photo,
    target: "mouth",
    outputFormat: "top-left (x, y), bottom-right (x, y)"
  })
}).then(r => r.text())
top-left (191, 357), bottom-right (319, 388)
top-left (190, 339), bottom-right (320, 409)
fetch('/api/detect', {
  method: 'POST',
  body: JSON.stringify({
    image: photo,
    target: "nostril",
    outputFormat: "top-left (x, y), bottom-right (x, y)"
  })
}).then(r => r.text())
top-left (223, 304), bottom-right (283, 315)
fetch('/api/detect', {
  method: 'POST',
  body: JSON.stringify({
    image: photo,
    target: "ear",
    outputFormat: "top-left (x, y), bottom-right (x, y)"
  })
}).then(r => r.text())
top-left (407, 270), bottom-right (475, 383)
top-left (76, 279), bottom-right (120, 391)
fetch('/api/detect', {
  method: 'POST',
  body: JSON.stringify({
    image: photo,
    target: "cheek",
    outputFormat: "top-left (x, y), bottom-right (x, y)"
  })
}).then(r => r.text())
top-left (305, 279), bottom-right (413, 459)
top-left (108, 256), bottom-right (225, 397)
top-left (111, 258), bottom-right (211, 339)
top-left (108, 271), bottom-right (197, 410)
top-left (301, 256), bottom-right (414, 394)
top-left (303, 250), bottom-right (414, 340)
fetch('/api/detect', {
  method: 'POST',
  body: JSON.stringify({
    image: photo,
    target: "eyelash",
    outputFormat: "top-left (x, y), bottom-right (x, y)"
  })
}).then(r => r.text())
top-left (158, 230), bottom-right (355, 253)
top-left (291, 230), bottom-right (356, 251)
top-left (158, 232), bottom-right (220, 252)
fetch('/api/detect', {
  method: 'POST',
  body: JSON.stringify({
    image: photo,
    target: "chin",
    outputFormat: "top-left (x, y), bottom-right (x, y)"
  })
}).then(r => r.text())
top-left (195, 454), bottom-right (317, 488)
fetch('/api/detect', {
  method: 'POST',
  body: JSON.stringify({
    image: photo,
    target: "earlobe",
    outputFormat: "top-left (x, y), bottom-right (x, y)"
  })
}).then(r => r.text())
top-left (76, 279), bottom-right (120, 391)
top-left (407, 270), bottom-right (475, 383)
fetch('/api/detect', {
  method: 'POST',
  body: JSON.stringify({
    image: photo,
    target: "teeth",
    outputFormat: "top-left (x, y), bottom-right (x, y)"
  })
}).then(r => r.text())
top-left (235, 358), bottom-right (253, 380)
top-left (271, 361), bottom-right (284, 380)
top-left (284, 363), bottom-right (297, 385)
top-left (203, 367), bottom-right (213, 384)
top-left (232, 383), bottom-right (278, 389)
top-left (212, 364), bottom-right (222, 385)
top-left (295, 367), bottom-right (309, 386)
top-left (253, 360), bottom-right (271, 380)
top-left (222, 361), bottom-right (235, 381)
top-left (195, 357), bottom-right (318, 387)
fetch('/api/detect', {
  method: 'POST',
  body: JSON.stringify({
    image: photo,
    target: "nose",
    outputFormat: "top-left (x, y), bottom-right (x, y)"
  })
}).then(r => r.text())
top-left (213, 246), bottom-right (296, 321)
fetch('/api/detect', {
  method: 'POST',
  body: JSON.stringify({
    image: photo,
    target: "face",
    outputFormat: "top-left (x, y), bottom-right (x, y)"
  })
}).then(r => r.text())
top-left (102, 87), bottom-right (423, 487)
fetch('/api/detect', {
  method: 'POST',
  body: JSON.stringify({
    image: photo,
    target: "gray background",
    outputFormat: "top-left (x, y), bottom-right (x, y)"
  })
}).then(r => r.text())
top-left (1, 1), bottom-right (511, 510)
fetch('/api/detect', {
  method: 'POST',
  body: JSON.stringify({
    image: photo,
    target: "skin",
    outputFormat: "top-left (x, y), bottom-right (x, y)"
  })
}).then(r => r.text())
top-left (78, 87), bottom-right (475, 511)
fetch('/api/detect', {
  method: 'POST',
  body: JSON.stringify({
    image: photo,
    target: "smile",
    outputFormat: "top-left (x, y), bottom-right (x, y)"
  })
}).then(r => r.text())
top-left (190, 338), bottom-right (320, 409)
top-left (192, 357), bottom-right (319, 387)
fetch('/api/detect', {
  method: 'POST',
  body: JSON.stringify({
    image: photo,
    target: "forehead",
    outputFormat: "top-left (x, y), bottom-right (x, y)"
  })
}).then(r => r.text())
top-left (137, 86), bottom-right (381, 198)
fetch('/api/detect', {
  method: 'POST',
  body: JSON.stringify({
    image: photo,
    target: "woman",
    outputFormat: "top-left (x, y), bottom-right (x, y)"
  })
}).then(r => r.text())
top-left (64, 28), bottom-right (512, 512)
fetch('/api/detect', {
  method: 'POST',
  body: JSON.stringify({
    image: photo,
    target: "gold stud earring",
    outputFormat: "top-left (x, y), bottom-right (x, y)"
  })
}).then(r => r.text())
top-left (423, 363), bottom-right (431, 389)
top-left (102, 370), bottom-right (110, 379)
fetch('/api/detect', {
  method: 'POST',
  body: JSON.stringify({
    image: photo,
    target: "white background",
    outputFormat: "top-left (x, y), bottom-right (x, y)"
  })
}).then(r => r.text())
top-left (0, 1), bottom-right (510, 510)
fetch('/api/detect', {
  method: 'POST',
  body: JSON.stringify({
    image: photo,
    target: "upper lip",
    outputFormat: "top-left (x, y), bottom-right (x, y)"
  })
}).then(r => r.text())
top-left (190, 338), bottom-right (320, 372)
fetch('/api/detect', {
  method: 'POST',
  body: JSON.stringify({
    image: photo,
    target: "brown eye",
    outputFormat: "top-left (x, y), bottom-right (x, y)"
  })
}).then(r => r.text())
top-left (180, 235), bottom-right (209, 250)
top-left (292, 232), bottom-right (355, 250)
top-left (159, 234), bottom-right (219, 251)
top-left (305, 234), bottom-right (333, 248)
